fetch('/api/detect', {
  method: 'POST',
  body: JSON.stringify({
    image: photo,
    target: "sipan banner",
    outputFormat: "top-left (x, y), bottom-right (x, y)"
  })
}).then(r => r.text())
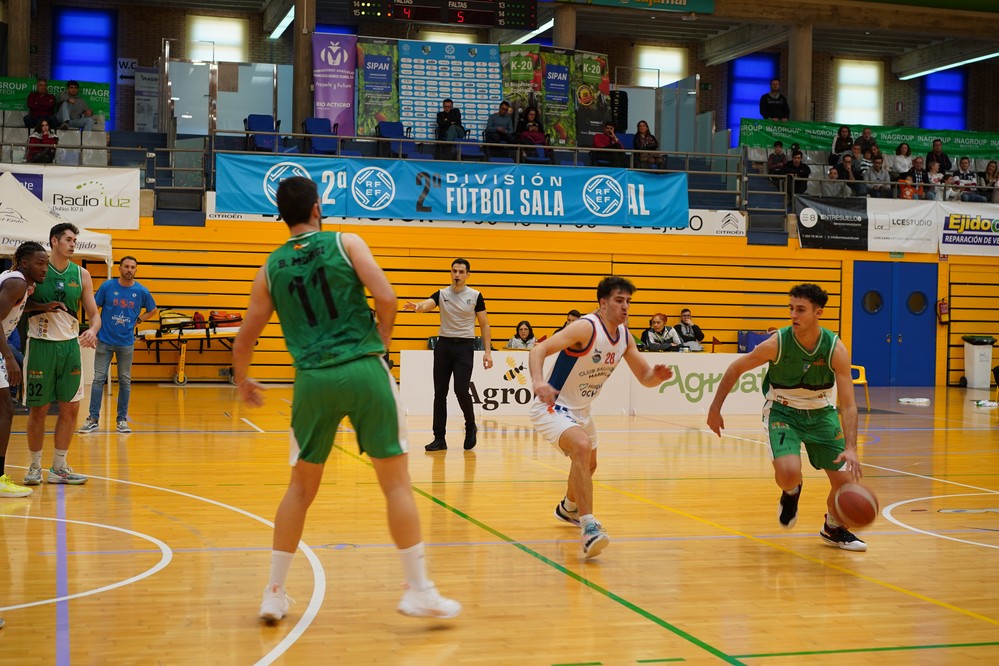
top-left (214, 153), bottom-right (689, 228)
top-left (2, 164), bottom-right (140, 229)
top-left (312, 34), bottom-right (357, 137)
top-left (356, 37), bottom-right (399, 137)
top-left (540, 47), bottom-right (575, 147)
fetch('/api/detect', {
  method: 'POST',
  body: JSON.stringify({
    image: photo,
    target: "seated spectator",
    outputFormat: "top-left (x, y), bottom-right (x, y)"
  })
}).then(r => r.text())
top-left (843, 143), bottom-right (863, 170)
top-left (954, 156), bottom-right (987, 203)
top-left (926, 139), bottom-right (952, 173)
top-left (57, 80), bottom-right (94, 131)
top-left (978, 160), bottom-right (999, 203)
top-left (897, 176), bottom-right (921, 201)
top-left (26, 120), bottom-right (58, 163)
top-left (24, 77), bottom-right (59, 130)
top-left (864, 155), bottom-right (892, 198)
top-left (820, 167), bottom-right (852, 197)
top-left (926, 160), bottom-right (944, 199)
top-left (893, 142), bottom-right (912, 178)
top-left (904, 156), bottom-right (930, 199)
top-left (515, 106), bottom-right (544, 142)
top-left (505, 320), bottom-right (536, 350)
top-left (858, 148), bottom-right (873, 177)
top-left (484, 100), bottom-right (516, 145)
top-left (674, 309), bottom-right (705, 347)
top-left (829, 125), bottom-right (853, 165)
top-left (767, 140), bottom-right (787, 176)
top-left (436, 98), bottom-right (464, 142)
top-left (592, 120), bottom-right (626, 168)
top-left (554, 309), bottom-right (581, 334)
top-left (641, 314), bottom-right (682, 352)
top-left (633, 120), bottom-right (665, 169)
top-left (942, 174), bottom-right (961, 202)
top-left (781, 150), bottom-right (811, 195)
top-left (855, 127), bottom-right (877, 154)
top-left (836, 154), bottom-right (863, 194)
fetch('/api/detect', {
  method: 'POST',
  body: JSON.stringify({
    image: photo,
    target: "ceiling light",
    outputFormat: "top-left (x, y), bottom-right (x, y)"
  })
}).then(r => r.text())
top-left (510, 19), bottom-right (554, 45)
top-left (269, 6), bottom-right (294, 40)
top-left (899, 51), bottom-right (999, 80)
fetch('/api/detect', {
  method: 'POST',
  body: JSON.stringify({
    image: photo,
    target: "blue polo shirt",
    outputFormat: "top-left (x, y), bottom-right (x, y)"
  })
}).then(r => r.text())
top-left (95, 278), bottom-right (156, 346)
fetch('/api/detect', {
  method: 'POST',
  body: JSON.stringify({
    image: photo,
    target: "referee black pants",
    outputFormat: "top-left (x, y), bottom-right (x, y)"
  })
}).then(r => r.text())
top-left (432, 337), bottom-right (476, 439)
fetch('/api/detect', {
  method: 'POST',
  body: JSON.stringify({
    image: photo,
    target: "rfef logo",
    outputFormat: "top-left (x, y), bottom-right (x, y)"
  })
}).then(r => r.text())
top-left (263, 162), bottom-right (311, 206)
top-left (351, 167), bottom-right (395, 211)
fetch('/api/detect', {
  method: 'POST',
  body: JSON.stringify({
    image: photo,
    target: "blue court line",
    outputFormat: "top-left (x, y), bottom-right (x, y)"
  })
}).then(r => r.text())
top-left (56, 484), bottom-right (69, 666)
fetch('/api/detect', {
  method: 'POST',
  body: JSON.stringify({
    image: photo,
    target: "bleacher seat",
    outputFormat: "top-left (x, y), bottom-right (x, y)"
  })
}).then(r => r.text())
top-left (303, 117), bottom-right (339, 155)
top-left (376, 121), bottom-right (411, 158)
top-left (55, 129), bottom-right (81, 166)
top-left (244, 114), bottom-right (279, 152)
top-left (5, 111), bottom-right (24, 128)
top-left (458, 139), bottom-right (486, 162)
top-left (81, 130), bottom-right (108, 167)
top-left (3, 127), bottom-right (28, 163)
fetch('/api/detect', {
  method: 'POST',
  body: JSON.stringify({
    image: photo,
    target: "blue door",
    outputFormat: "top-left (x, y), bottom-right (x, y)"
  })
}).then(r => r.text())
top-left (852, 262), bottom-right (937, 386)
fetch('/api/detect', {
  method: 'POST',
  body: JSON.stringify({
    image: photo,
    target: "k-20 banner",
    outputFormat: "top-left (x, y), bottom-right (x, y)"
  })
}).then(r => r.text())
top-left (214, 153), bottom-right (689, 228)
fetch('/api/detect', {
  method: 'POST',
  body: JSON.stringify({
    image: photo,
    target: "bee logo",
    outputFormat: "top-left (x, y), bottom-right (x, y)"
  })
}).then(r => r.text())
top-left (502, 356), bottom-right (527, 385)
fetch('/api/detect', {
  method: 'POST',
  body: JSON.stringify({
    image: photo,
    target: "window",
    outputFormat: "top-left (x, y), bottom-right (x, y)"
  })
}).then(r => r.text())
top-left (52, 7), bottom-right (116, 129)
top-left (187, 16), bottom-right (249, 62)
top-left (834, 59), bottom-right (883, 125)
top-left (728, 53), bottom-right (779, 147)
top-left (635, 46), bottom-right (687, 88)
top-left (921, 70), bottom-right (966, 131)
top-left (420, 31), bottom-right (477, 44)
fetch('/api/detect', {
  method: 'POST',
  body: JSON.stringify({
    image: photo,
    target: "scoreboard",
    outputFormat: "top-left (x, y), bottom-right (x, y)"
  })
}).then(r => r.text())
top-left (353, 0), bottom-right (537, 30)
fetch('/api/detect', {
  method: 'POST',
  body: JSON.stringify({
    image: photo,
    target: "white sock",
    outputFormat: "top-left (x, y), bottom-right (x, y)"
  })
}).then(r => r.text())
top-left (826, 513), bottom-right (841, 528)
top-left (30, 450), bottom-right (42, 467)
top-left (579, 514), bottom-right (596, 531)
top-left (562, 497), bottom-right (577, 512)
top-left (52, 450), bottom-right (68, 471)
top-left (268, 550), bottom-right (295, 590)
top-left (399, 542), bottom-right (432, 592)
top-left (785, 485), bottom-right (800, 496)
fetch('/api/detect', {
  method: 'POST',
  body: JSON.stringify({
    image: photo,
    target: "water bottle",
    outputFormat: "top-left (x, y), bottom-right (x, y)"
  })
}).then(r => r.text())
top-left (974, 400), bottom-right (998, 408)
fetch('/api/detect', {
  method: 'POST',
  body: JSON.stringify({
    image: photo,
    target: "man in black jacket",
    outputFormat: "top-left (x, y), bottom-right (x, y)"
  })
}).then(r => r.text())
top-left (760, 79), bottom-right (790, 121)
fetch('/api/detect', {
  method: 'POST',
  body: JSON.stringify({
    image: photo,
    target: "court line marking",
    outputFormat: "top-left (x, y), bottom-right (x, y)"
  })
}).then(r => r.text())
top-left (732, 639), bottom-right (999, 659)
top-left (56, 485), bottom-right (69, 666)
top-left (883, 493), bottom-right (999, 550)
top-left (0, 514), bottom-right (174, 612)
top-left (5, 470), bottom-right (326, 666)
top-left (330, 444), bottom-right (745, 666)
top-left (241, 417), bottom-right (266, 433)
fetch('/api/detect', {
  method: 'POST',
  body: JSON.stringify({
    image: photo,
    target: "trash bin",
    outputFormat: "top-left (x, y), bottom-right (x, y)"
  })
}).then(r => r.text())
top-left (962, 335), bottom-right (996, 389)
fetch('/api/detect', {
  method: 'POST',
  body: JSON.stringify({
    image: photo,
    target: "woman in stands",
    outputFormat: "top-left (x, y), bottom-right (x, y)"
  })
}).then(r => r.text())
top-left (515, 106), bottom-right (545, 144)
top-left (505, 320), bottom-right (536, 350)
top-left (26, 119), bottom-right (57, 163)
top-left (830, 125), bottom-right (853, 165)
top-left (893, 142), bottom-right (912, 178)
top-left (633, 120), bottom-right (666, 169)
top-left (978, 160), bottom-right (999, 203)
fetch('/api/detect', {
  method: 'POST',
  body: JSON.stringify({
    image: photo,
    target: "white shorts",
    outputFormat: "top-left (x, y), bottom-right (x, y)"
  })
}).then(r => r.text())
top-left (528, 401), bottom-right (598, 454)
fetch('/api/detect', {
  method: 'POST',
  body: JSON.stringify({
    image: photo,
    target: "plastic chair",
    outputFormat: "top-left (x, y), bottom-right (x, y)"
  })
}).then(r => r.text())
top-left (458, 139), bottom-right (486, 162)
top-left (851, 365), bottom-right (870, 411)
top-left (303, 117), bottom-right (339, 155)
top-left (376, 121), bottom-right (411, 157)
top-left (244, 114), bottom-right (279, 152)
top-left (521, 145), bottom-right (551, 165)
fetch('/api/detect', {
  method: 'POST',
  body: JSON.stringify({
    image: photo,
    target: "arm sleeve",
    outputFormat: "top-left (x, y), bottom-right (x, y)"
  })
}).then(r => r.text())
top-left (693, 324), bottom-right (705, 342)
top-left (474, 293), bottom-right (486, 313)
top-left (430, 290), bottom-right (441, 305)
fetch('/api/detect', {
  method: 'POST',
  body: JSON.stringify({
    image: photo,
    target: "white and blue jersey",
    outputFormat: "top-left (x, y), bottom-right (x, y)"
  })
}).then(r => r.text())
top-left (537, 313), bottom-right (629, 411)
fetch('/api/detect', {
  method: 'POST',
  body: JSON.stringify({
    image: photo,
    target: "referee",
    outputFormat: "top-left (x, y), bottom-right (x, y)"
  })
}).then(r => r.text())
top-left (404, 258), bottom-right (493, 451)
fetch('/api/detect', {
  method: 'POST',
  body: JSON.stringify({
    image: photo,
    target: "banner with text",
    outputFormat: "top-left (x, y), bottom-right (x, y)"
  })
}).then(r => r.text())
top-left (356, 38), bottom-right (399, 137)
top-left (214, 153), bottom-right (689, 228)
top-left (0, 77), bottom-right (111, 118)
top-left (866, 198), bottom-right (939, 254)
top-left (313, 34), bottom-right (357, 137)
top-left (500, 44), bottom-right (541, 117)
top-left (740, 119), bottom-right (999, 160)
top-left (938, 201), bottom-right (999, 257)
top-left (540, 47), bottom-right (575, 147)
top-left (2, 164), bottom-right (140, 229)
top-left (795, 196), bottom-right (868, 250)
top-left (573, 50), bottom-right (610, 149)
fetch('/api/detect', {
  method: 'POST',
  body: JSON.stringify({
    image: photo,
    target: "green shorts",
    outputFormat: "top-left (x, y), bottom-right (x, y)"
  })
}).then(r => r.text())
top-left (763, 401), bottom-right (846, 471)
top-left (290, 355), bottom-right (406, 464)
top-left (24, 338), bottom-right (84, 406)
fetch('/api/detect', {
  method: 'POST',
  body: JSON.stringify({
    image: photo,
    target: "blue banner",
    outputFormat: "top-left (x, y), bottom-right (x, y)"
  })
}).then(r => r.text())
top-left (215, 153), bottom-right (689, 228)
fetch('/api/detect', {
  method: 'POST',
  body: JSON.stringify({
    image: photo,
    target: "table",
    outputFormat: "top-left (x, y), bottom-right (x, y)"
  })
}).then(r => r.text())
top-left (138, 326), bottom-right (241, 385)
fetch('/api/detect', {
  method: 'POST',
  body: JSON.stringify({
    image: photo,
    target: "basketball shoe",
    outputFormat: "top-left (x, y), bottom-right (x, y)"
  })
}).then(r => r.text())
top-left (820, 516), bottom-right (867, 552)
top-left (23, 463), bottom-right (43, 486)
top-left (581, 522), bottom-right (609, 560)
top-left (0, 474), bottom-right (33, 498)
top-left (259, 584), bottom-right (292, 621)
top-left (47, 466), bottom-right (88, 485)
top-left (554, 499), bottom-right (580, 526)
top-left (397, 584), bottom-right (461, 619)
top-left (778, 483), bottom-right (801, 528)
top-left (79, 418), bottom-right (99, 433)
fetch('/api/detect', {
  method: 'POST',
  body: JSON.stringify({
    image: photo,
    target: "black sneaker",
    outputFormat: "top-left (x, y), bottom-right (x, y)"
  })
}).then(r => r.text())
top-left (820, 518), bottom-right (867, 552)
top-left (778, 483), bottom-right (802, 528)
top-left (425, 438), bottom-right (448, 452)
top-left (554, 499), bottom-right (580, 526)
top-left (463, 428), bottom-right (477, 450)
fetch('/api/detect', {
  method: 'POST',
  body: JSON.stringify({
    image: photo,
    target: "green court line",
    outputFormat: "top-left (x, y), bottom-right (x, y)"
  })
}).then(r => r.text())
top-left (332, 444), bottom-right (744, 666)
top-left (636, 659), bottom-right (686, 663)
top-left (552, 662), bottom-right (602, 666)
top-left (733, 640), bottom-right (999, 659)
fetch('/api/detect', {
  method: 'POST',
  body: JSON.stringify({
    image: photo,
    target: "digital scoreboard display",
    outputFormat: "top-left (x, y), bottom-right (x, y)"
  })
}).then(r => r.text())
top-left (353, 0), bottom-right (537, 30)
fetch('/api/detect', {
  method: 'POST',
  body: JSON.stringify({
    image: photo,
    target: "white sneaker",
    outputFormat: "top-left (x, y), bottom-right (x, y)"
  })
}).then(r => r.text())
top-left (259, 584), bottom-right (291, 621)
top-left (581, 522), bottom-right (609, 560)
top-left (0, 474), bottom-right (33, 498)
top-left (23, 463), bottom-right (43, 486)
top-left (397, 584), bottom-right (461, 619)
top-left (79, 417), bottom-right (99, 433)
top-left (117, 420), bottom-right (132, 434)
top-left (47, 466), bottom-right (88, 485)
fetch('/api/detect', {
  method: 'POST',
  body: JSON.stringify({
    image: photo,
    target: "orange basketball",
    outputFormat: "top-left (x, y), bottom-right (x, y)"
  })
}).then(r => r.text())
top-left (834, 483), bottom-right (879, 528)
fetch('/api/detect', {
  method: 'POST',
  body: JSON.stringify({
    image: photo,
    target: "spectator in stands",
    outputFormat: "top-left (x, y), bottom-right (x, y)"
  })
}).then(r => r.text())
top-left (592, 120), bottom-right (626, 168)
top-left (674, 309), bottom-right (705, 346)
top-left (863, 155), bottom-right (893, 198)
top-left (926, 160), bottom-right (944, 199)
top-left (905, 156), bottom-right (929, 199)
top-left (943, 174), bottom-right (961, 202)
top-left (767, 140), bottom-right (787, 174)
top-left (633, 120), bottom-right (665, 169)
top-left (978, 160), bottom-right (999, 203)
top-left (869, 144), bottom-right (885, 166)
top-left (954, 156), bottom-right (987, 203)
top-left (24, 77), bottom-right (58, 130)
top-left (436, 98), bottom-right (464, 142)
top-left (830, 126), bottom-right (853, 165)
top-left (893, 143), bottom-right (913, 178)
top-left (484, 100), bottom-right (516, 145)
top-left (858, 148), bottom-right (873, 177)
top-left (26, 120), bottom-right (58, 163)
top-left (844, 143), bottom-right (864, 170)
top-left (515, 106), bottom-right (544, 142)
top-left (836, 154), bottom-right (863, 194)
top-left (820, 167), bottom-right (852, 197)
top-left (554, 309), bottom-right (581, 334)
top-left (926, 139), bottom-right (952, 173)
top-left (505, 320), bottom-right (536, 350)
top-left (781, 150), bottom-right (811, 196)
top-left (57, 81), bottom-right (94, 131)
top-left (855, 127), bottom-right (877, 154)
top-left (759, 79), bottom-right (789, 121)
top-left (641, 314), bottom-right (682, 352)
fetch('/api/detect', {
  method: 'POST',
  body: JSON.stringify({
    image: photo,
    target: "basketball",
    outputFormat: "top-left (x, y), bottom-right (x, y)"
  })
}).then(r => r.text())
top-left (834, 483), bottom-right (879, 528)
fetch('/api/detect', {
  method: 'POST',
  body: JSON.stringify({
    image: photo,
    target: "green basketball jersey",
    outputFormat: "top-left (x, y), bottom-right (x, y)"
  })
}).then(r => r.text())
top-left (763, 325), bottom-right (838, 410)
top-left (266, 231), bottom-right (384, 370)
top-left (28, 261), bottom-right (83, 341)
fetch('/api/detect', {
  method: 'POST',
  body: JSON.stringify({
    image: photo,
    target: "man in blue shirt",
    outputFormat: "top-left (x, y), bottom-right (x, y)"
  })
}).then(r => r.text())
top-left (80, 256), bottom-right (157, 434)
top-left (484, 100), bottom-right (515, 146)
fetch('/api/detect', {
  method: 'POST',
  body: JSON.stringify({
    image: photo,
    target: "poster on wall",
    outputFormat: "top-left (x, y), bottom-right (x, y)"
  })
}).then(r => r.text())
top-left (540, 47), bottom-right (575, 147)
top-left (938, 201), bottom-right (999, 257)
top-left (573, 50), bottom-right (610, 148)
top-left (312, 34), bottom-right (357, 137)
top-left (500, 44), bottom-right (542, 118)
top-left (795, 195), bottom-right (868, 250)
top-left (397, 40), bottom-right (503, 141)
top-left (133, 67), bottom-right (159, 132)
top-left (356, 37), bottom-right (399, 137)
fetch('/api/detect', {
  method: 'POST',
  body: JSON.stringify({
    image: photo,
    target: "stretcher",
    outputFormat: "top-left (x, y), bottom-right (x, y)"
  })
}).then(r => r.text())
top-left (138, 326), bottom-right (242, 385)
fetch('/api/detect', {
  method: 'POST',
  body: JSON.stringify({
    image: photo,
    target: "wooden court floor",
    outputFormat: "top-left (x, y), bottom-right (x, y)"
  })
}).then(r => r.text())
top-left (2, 382), bottom-right (998, 665)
